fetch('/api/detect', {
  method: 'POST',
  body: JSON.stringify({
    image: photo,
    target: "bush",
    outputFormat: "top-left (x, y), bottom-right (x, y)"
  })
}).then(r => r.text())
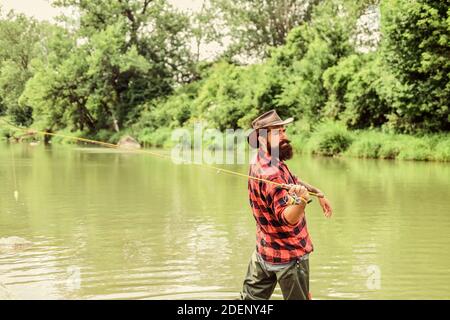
top-left (193, 61), bottom-right (287, 131)
top-left (378, 140), bottom-right (401, 159)
top-left (307, 121), bottom-right (353, 156)
top-left (136, 127), bottom-right (173, 148)
top-left (287, 121), bottom-right (311, 154)
top-left (345, 131), bottom-right (406, 159)
top-left (434, 139), bottom-right (450, 162)
top-left (94, 129), bottom-right (115, 144)
top-left (344, 131), bottom-right (450, 161)
top-left (50, 129), bottom-right (88, 145)
top-left (134, 83), bottom-right (198, 132)
top-left (397, 139), bottom-right (433, 161)
top-left (0, 123), bottom-right (14, 140)
top-left (323, 54), bottom-right (365, 120)
top-left (345, 132), bottom-right (382, 158)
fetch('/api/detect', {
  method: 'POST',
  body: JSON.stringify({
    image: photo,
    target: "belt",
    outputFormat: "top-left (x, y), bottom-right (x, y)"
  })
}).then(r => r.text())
top-left (257, 252), bottom-right (310, 272)
top-left (297, 253), bottom-right (310, 262)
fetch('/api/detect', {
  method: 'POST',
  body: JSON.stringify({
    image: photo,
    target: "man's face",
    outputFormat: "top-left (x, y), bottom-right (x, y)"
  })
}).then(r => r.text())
top-left (260, 126), bottom-right (293, 161)
top-left (267, 126), bottom-right (287, 147)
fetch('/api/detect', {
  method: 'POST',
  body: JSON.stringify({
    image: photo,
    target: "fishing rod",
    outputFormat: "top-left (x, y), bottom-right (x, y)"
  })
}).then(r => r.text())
top-left (0, 118), bottom-right (320, 198)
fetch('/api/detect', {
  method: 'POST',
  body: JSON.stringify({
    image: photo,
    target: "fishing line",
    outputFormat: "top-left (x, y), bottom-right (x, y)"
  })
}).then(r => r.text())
top-left (0, 119), bottom-right (320, 197)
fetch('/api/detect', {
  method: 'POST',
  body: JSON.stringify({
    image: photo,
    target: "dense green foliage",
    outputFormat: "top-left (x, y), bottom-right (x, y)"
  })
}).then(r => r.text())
top-left (382, 0), bottom-right (450, 132)
top-left (0, 12), bottom-right (55, 125)
top-left (287, 122), bottom-right (450, 161)
top-left (1, 0), bottom-right (449, 161)
top-left (203, 0), bottom-right (321, 59)
top-left (130, 0), bottom-right (449, 136)
top-left (5, 0), bottom-right (195, 134)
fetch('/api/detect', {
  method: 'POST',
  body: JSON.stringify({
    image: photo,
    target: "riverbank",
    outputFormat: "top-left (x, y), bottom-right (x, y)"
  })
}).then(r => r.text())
top-left (129, 121), bottom-right (450, 162)
top-left (288, 121), bottom-right (450, 162)
top-left (2, 120), bottom-right (449, 162)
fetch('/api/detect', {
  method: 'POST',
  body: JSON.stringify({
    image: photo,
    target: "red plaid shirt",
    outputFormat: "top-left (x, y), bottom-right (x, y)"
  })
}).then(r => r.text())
top-left (248, 148), bottom-right (313, 264)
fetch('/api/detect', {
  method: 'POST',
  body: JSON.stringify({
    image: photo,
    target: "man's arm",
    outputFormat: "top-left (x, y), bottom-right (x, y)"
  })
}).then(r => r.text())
top-left (282, 185), bottom-right (310, 225)
top-left (297, 179), bottom-right (324, 198)
top-left (283, 203), bottom-right (306, 226)
top-left (296, 180), bottom-right (333, 218)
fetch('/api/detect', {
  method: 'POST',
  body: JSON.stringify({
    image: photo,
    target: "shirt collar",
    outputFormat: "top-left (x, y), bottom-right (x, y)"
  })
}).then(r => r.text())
top-left (257, 146), bottom-right (284, 168)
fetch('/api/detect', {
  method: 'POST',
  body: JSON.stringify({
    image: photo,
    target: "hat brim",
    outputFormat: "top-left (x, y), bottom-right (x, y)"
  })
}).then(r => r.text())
top-left (264, 117), bottom-right (294, 128)
top-left (247, 117), bottom-right (294, 148)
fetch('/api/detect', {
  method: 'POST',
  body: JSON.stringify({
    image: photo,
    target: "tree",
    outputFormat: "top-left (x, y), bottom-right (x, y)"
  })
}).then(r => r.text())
top-left (0, 10), bottom-right (51, 125)
top-left (381, 0), bottom-right (450, 132)
top-left (275, 0), bottom-right (359, 123)
top-left (54, 0), bottom-right (195, 83)
top-left (202, 0), bottom-right (322, 61)
top-left (323, 53), bottom-right (398, 129)
top-left (22, 0), bottom-right (196, 134)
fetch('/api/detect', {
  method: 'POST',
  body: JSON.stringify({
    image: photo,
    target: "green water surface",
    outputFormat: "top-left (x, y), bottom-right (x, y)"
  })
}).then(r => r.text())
top-left (0, 143), bottom-right (449, 299)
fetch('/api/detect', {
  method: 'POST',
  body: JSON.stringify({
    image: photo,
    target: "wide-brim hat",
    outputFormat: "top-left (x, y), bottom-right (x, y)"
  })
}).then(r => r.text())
top-left (247, 109), bottom-right (293, 148)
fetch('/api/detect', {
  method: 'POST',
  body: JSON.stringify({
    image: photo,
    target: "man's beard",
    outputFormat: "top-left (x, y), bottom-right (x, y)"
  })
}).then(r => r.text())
top-left (268, 139), bottom-right (293, 161)
top-left (280, 140), bottom-right (293, 161)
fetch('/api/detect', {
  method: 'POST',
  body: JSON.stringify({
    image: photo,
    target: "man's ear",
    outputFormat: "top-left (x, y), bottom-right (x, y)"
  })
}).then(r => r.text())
top-left (248, 130), bottom-right (258, 148)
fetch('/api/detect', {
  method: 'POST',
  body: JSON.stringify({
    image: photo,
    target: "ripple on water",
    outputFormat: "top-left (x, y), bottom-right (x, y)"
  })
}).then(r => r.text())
top-left (1, 145), bottom-right (449, 300)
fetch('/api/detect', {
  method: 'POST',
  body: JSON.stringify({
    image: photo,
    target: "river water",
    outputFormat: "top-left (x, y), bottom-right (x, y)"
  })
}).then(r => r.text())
top-left (0, 143), bottom-right (449, 299)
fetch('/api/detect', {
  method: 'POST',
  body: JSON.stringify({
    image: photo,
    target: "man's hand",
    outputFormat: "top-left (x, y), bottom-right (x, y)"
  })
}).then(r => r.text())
top-left (319, 197), bottom-right (333, 218)
top-left (284, 184), bottom-right (332, 217)
top-left (288, 185), bottom-right (310, 203)
top-left (282, 184), bottom-right (309, 226)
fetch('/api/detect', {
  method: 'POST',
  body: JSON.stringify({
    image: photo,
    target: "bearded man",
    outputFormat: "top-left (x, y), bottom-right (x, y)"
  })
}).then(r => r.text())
top-left (240, 110), bottom-right (333, 300)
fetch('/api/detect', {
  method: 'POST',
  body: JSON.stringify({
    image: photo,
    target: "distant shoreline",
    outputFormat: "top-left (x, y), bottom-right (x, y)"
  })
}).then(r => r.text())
top-left (3, 125), bottom-right (449, 163)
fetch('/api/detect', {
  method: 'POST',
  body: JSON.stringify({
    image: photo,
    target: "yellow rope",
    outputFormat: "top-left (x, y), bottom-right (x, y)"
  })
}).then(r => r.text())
top-left (1, 119), bottom-right (319, 197)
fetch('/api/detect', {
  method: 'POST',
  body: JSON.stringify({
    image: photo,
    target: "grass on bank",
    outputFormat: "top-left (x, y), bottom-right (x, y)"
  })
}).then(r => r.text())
top-left (288, 121), bottom-right (450, 162)
top-left (1, 117), bottom-right (449, 162)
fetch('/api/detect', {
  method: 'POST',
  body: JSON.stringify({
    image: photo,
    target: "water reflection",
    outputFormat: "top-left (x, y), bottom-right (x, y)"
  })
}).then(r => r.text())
top-left (0, 143), bottom-right (449, 299)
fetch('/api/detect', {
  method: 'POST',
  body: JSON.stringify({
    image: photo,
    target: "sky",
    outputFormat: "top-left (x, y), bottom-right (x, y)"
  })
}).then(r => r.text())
top-left (0, 0), bottom-right (204, 21)
top-left (1, 0), bottom-right (65, 21)
top-left (0, 0), bottom-right (224, 60)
